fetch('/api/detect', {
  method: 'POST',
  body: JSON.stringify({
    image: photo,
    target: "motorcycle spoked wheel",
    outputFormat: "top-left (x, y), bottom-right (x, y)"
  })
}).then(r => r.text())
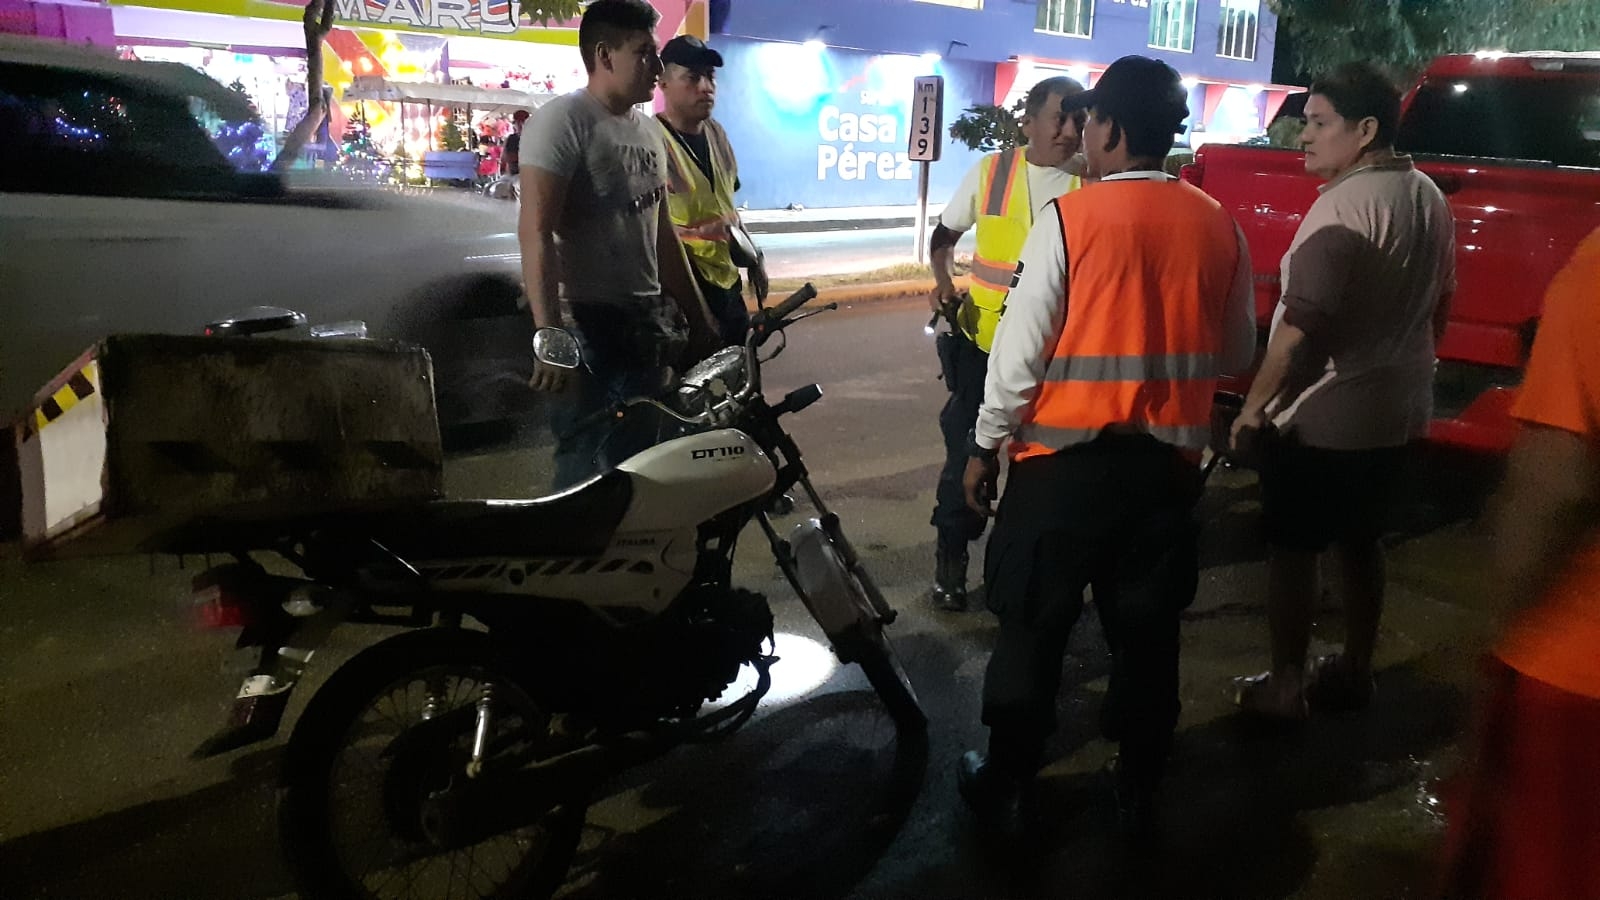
top-left (278, 629), bottom-right (585, 900)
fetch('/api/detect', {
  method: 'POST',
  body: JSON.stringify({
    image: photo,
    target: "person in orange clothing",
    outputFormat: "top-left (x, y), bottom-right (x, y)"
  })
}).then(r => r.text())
top-left (955, 55), bottom-right (1257, 841)
top-left (1439, 226), bottom-right (1600, 900)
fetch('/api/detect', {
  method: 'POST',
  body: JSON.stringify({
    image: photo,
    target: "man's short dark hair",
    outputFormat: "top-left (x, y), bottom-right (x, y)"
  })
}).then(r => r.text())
top-left (1091, 108), bottom-right (1179, 160)
top-left (1023, 76), bottom-right (1084, 117)
top-left (578, 0), bottom-right (659, 73)
top-left (1309, 62), bottom-right (1402, 150)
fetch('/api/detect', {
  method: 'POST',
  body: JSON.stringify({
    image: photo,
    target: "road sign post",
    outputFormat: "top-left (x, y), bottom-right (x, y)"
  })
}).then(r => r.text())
top-left (909, 75), bottom-right (944, 264)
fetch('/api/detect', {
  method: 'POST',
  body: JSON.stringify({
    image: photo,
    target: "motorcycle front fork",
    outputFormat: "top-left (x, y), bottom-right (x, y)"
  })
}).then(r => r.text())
top-left (755, 473), bottom-right (898, 628)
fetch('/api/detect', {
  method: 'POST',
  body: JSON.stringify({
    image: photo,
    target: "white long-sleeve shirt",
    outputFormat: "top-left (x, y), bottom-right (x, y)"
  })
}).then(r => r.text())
top-left (973, 170), bottom-right (1258, 452)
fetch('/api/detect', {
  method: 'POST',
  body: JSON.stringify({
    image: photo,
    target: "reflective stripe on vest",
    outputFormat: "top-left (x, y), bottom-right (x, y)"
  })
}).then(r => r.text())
top-left (1008, 180), bottom-right (1240, 462)
top-left (963, 149), bottom-right (1031, 352)
top-left (658, 117), bottom-right (741, 289)
top-left (964, 151), bottom-right (1082, 352)
top-left (1044, 352), bottom-right (1223, 382)
top-left (1016, 422), bottom-right (1212, 449)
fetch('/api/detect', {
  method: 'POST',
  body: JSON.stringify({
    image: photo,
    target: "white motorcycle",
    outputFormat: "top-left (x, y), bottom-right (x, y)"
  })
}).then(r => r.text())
top-left (186, 284), bottom-right (923, 899)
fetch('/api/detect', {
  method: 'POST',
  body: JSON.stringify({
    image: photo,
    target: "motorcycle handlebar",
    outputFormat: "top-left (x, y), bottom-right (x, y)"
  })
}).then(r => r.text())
top-left (562, 283), bottom-right (824, 440)
top-left (760, 283), bottom-right (817, 325)
top-left (559, 393), bottom-right (711, 442)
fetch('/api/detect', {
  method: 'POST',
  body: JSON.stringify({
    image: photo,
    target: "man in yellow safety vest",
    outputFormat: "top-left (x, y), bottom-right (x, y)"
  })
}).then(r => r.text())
top-left (656, 35), bottom-right (768, 346)
top-left (924, 76), bottom-right (1088, 612)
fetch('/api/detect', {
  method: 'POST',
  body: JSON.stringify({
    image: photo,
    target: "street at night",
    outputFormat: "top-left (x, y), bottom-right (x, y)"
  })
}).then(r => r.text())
top-left (2, 298), bottom-right (1504, 900)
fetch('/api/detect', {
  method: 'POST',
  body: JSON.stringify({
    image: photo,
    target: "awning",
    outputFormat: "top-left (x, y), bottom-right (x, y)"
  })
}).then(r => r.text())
top-left (341, 75), bottom-right (554, 113)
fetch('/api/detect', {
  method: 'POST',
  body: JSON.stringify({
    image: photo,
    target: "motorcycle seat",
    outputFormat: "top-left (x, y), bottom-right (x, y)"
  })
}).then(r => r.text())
top-left (366, 468), bottom-right (635, 560)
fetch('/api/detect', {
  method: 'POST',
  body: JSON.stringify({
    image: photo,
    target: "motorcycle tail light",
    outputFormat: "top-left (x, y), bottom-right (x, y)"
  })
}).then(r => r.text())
top-left (193, 582), bottom-right (254, 630)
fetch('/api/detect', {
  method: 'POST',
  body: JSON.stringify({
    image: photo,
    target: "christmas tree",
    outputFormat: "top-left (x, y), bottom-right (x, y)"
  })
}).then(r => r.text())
top-left (438, 111), bottom-right (468, 152)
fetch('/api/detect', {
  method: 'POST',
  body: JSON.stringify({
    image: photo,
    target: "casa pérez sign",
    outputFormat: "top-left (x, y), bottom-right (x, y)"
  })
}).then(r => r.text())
top-left (816, 93), bottom-right (916, 183)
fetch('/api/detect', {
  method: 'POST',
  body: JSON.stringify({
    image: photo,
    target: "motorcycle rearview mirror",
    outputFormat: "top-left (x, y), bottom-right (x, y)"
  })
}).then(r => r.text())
top-left (533, 326), bottom-right (582, 369)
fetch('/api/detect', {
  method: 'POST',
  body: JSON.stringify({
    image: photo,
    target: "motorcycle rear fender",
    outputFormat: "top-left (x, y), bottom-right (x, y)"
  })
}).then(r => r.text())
top-left (787, 519), bottom-right (871, 640)
top-left (193, 581), bottom-right (354, 759)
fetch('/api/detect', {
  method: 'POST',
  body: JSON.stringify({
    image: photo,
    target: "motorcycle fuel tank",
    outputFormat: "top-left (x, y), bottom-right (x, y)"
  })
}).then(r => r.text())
top-left (616, 428), bottom-right (775, 532)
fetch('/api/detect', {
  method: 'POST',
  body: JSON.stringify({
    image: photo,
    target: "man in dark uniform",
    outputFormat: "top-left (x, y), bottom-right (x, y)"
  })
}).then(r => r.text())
top-left (956, 56), bottom-right (1257, 841)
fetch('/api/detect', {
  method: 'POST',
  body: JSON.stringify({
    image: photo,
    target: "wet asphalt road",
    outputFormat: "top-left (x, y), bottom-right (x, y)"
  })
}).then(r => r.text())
top-left (0, 296), bottom-right (1504, 899)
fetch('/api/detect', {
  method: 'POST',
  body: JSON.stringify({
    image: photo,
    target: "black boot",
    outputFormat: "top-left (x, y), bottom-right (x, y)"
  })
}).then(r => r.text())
top-left (929, 541), bottom-right (969, 612)
top-left (957, 751), bottom-right (1031, 838)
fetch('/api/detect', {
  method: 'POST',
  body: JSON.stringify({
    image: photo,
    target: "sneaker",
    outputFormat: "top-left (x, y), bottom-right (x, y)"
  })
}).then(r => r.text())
top-left (1305, 653), bottom-right (1375, 711)
top-left (929, 584), bottom-right (967, 612)
top-left (1232, 670), bottom-right (1309, 723)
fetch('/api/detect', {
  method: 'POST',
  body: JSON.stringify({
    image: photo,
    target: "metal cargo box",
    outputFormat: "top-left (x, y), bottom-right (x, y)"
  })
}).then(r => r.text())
top-left (13, 335), bottom-right (443, 560)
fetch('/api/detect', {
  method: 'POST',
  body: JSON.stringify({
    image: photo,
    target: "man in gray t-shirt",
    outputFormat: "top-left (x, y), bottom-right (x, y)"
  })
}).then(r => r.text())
top-left (518, 0), bottom-right (719, 489)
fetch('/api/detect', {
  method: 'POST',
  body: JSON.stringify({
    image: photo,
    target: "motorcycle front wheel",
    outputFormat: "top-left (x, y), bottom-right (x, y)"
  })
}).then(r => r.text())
top-left (278, 628), bottom-right (585, 900)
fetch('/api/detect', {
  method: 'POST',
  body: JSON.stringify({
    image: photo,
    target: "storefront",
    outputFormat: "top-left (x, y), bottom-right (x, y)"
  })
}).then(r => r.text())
top-left (99, 0), bottom-right (588, 169)
top-left (996, 59), bottom-right (1297, 149)
top-left (711, 0), bottom-right (1302, 206)
top-left (9, 0), bottom-right (711, 174)
top-left (710, 36), bottom-right (988, 209)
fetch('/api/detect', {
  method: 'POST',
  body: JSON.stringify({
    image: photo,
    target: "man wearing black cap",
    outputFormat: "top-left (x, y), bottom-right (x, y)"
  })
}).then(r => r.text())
top-left (956, 56), bottom-right (1256, 841)
top-left (656, 34), bottom-right (768, 346)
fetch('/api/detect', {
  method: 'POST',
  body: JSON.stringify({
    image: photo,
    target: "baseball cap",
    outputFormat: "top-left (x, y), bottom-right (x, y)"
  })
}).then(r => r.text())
top-left (660, 35), bottom-right (723, 69)
top-left (1063, 55), bottom-right (1189, 133)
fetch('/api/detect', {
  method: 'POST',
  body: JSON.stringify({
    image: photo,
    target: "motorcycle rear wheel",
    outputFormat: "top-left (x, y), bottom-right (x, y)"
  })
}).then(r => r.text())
top-left (278, 628), bottom-right (585, 900)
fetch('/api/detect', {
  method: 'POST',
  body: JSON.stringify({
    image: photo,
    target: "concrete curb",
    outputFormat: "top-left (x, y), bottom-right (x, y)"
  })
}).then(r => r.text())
top-left (745, 217), bottom-right (916, 235)
top-left (751, 276), bottom-right (968, 311)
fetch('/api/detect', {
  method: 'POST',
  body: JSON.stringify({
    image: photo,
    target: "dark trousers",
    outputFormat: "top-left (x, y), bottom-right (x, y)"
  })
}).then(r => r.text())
top-left (548, 302), bottom-right (679, 491)
top-left (548, 364), bottom-right (671, 491)
top-left (696, 271), bottom-right (751, 348)
top-left (980, 434), bottom-right (1203, 791)
top-left (933, 331), bottom-right (990, 545)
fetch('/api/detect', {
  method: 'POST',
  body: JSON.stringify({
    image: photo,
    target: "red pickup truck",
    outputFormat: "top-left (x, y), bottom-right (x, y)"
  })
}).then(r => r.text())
top-left (1185, 52), bottom-right (1600, 454)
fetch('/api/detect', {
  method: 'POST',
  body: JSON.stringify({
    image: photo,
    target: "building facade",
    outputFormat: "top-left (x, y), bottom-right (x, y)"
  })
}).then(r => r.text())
top-left (709, 0), bottom-right (1291, 208)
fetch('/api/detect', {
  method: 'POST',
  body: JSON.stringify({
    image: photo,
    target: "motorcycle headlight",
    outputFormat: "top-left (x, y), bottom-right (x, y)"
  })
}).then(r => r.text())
top-left (677, 346), bottom-right (749, 414)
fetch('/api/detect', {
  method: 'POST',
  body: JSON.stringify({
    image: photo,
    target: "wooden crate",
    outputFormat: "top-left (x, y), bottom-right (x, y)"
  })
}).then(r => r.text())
top-left (13, 335), bottom-right (443, 560)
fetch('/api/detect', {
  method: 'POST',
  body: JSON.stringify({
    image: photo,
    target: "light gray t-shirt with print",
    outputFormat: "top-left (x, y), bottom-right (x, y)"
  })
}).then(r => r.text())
top-left (522, 90), bottom-right (669, 306)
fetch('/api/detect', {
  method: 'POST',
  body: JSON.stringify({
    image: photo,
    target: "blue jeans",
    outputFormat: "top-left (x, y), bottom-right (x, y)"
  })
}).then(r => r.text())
top-left (549, 364), bottom-right (672, 491)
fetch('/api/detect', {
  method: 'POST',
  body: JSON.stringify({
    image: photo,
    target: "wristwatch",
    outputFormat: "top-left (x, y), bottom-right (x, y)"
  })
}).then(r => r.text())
top-left (966, 428), bottom-right (999, 462)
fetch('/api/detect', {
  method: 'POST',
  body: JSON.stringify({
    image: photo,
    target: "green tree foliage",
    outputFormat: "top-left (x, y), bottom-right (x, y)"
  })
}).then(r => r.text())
top-left (948, 99), bottom-right (1027, 152)
top-left (518, 0), bottom-right (583, 26)
top-left (1271, 0), bottom-right (1600, 83)
top-left (438, 112), bottom-right (468, 151)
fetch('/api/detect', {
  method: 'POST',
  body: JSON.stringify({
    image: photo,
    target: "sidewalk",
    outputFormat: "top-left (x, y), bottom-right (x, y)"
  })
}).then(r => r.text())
top-left (741, 203), bottom-right (944, 235)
